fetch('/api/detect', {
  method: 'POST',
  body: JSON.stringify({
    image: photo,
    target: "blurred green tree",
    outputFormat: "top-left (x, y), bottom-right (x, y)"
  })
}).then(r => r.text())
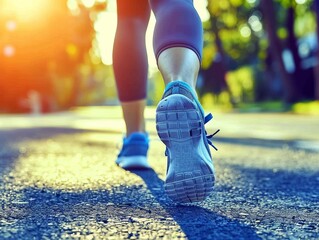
top-left (200, 0), bottom-right (261, 106)
top-left (201, 0), bottom-right (317, 106)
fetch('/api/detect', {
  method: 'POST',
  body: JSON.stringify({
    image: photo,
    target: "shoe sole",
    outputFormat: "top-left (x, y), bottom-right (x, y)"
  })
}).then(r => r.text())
top-left (156, 94), bottom-right (215, 203)
top-left (116, 156), bottom-right (150, 170)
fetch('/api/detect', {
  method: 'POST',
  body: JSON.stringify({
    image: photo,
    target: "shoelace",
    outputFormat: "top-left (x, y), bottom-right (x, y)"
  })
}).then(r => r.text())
top-left (205, 113), bottom-right (220, 151)
top-left (164, 113), bottom-right (219, 156)
top-left (164, 83), bottom-right (219, 150)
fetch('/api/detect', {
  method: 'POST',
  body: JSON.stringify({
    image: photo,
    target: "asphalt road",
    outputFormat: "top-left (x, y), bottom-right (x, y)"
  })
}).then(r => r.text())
top-left (0, 107), bottom-right (319, 239)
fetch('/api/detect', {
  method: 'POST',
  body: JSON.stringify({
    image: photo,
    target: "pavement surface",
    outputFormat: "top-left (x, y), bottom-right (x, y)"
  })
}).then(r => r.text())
top-left (0, 107), bottom-right (319, 239)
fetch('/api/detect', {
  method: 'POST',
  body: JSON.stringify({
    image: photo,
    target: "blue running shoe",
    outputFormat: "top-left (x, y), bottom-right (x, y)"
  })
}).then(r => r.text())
top-left (156, 81), bottom-right (218, 203)
top-left (116, 132), bottom-right (150, 170)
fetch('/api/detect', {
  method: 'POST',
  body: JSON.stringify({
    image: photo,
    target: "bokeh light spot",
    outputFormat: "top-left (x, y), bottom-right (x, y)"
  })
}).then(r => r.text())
top-left (82, 0), bottom-right (95, 8)
top-left (248, 15), bottom-right (263, 32)
top-left (66, 43), bottom-right (79, 59)
top-left (295, 0), bottom-right (307, 4)
top-left (3, 45), bottom-right (15, 57)
top-left (240, 25), bottom-right (251, 38)
top-left (5, 20), bottom-right (17, 31)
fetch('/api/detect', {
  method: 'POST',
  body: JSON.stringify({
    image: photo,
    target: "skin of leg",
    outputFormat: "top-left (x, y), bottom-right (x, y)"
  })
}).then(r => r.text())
top-left (121, 99), bottom-right (146, 137)
top-left (122, 47), bottom-right (201, 136)
top-left (157, 47), bottom-right (200, 88)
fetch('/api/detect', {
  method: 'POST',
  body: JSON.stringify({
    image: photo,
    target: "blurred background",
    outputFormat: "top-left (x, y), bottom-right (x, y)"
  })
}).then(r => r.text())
top-left (0, 0), bottom-right (318, 114)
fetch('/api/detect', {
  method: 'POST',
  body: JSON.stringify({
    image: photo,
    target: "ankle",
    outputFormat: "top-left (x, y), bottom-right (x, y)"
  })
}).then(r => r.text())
top-left (166, 79), bottom-right (195, 89)
top-left (126, 131), bottom-right (147, 138)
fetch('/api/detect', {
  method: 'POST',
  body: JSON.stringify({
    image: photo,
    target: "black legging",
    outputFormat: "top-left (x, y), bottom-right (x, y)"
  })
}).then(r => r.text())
top-left (112, 0), bottom-right (203, 102)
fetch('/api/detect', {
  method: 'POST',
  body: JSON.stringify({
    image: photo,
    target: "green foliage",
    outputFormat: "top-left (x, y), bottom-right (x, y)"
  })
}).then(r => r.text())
top-left (277, 27), bottom-right (288, 39)
top-left (203, 0), bottom-right (318, 107)
top-left (199, 66), bottom-right (255, 112)
top-left (201, 91), bottom-right (233, 112)
top-left (295, 12), bottom-right (316, 37)
top-left (237, 101), bottom-right (286, 112)
top-left (273, 0), bottom-right (315, 38)
top-left (147, 70), bottom-right (165, 106)
top-left (205, 0), bottom-right (261, 67)
top-left (292, 101), bottom-right (319, 115)
top-left (227, 66), bottom-right (255, 103)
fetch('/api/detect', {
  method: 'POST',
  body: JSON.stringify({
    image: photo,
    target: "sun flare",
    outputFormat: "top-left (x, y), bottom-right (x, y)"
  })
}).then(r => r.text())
top-left (1, 0), bottom-right (53, 23)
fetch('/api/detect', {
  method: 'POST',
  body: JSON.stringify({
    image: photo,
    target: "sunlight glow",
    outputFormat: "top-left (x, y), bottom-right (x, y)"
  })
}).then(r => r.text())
top-left (2, 0), bottom-right (52, 23)
top-left (82, 0), bottom-right (95, 8)
top-left (194, 0), bottom-right (210, 22)
top-left (67, 0), bottom-right (81, 15)
top-left (9, 133), bottom-right (144, 191)
top-left (295, 0), bottom-right (307, 4)
top-left (94, 11), bottom-right (117, 65)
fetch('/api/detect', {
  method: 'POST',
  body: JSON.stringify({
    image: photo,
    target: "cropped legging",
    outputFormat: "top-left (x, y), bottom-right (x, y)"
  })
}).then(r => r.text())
top-left (112, 0), bottom-right (203, 102)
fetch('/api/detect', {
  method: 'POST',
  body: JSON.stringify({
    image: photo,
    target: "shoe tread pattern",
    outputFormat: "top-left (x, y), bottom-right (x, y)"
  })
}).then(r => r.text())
top-left (156, 94), bottom-right (215, 203)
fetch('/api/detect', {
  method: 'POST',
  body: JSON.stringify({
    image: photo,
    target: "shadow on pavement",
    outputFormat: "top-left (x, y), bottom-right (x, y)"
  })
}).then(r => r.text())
top-left (216, 137), bottom-right (319, 153)
top-left (130, 169), bottom-right (261, 239)
top-left (1, 169), bottom-right (261, 239)
top-left (226, 165), bottom-right (319, 204)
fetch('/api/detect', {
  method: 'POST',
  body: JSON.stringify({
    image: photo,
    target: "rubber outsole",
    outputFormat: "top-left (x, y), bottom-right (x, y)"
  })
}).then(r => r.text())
top-left (165, 174), bottom-right (215, 203)
top-left (156, 94), bottom-right (215, 203)
top-left (116, 156), bottom-right (150, 170)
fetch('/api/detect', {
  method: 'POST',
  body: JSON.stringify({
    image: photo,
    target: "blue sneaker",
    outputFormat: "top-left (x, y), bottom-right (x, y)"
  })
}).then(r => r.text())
top-left (116, 132), bottom-right (150, 170)
top-left (156, 81), bottom-right (218, 203)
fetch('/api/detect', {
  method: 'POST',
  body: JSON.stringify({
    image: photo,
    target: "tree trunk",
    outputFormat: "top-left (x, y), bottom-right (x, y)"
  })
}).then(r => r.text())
top-left (208, 10), bottom-right (235, 105)
top-left (286, 4), bottom-right (303, 100)
top-left (314, 0), bottom-right (319, 100)
top-left (260, 0), bottom-right (297, 103)
top-left (210, 17), bottom-right (230, 92)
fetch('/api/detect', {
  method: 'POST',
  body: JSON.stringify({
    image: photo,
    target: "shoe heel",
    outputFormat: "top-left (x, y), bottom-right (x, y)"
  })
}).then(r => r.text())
top-left (165, 174), bottom-right (215, 203)
top-left (156, 94), bottom-right (215, 203)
